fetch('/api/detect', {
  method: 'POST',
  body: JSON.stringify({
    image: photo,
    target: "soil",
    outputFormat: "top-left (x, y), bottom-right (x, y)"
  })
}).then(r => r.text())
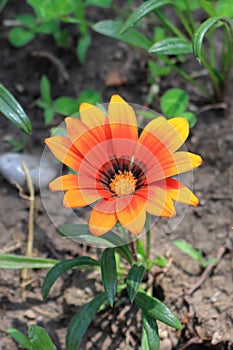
top-left (0, 1), bottom-right (232, 350)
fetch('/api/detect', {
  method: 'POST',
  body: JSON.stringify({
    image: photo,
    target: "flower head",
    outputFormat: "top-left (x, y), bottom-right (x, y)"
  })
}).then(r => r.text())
top-left (45, 95), bottom-right (202, 236)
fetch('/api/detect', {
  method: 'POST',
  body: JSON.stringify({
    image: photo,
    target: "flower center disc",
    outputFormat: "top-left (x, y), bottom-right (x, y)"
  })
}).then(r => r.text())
top-left (110, 170), bottom-right (137, 196)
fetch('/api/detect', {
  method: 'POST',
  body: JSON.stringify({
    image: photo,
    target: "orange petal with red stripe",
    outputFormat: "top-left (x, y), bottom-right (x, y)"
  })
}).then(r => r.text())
top-left (160, 178), bottom-right (199, 206)
top-left (116, 195), bottom-right (146, 235)
top-left (45, 136), bottom-right (82, 172)
top-left (89, 199), bottom-right (118, 236)
top-left (49, 174), bottom-right (79, 191)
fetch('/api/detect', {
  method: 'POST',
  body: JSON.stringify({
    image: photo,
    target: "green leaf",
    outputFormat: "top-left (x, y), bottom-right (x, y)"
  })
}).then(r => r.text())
top-left (76, 33), bottom-right (91, 64)
top-left (216, 0), bottom-right (233, 18)
top-left (142, 313), bottom-right (160, 350)
top-left (9, 27), bottom-right (36, 47)
top-left (0, 254), bottom-right (58, 269)
top-left (173, 240), bottom-right (203, 261)
top-left (160, 88), bottom-right (189, 117)
top-left (40, 75), bottom-right (51, 105)
top-left (29, 325), bottom-right (57, 350)
top-left (77, 89), bottom-right (101, 106)
top-left (85, 0), bottom-right (112, 8)
top-left (36, 20), bottom-right (60, 35)
top-left (66, 293), bottom-right (108, 350)
top-left (17, 14), bottom-right (37, 29)
top-left (0, 0), bottom-right (8, 13)
top-left (121, 0), bottom-right (173, 34)
top-left (101, 248), bottom-right (117, 307)
top-left (149, 37), bottom-right (192, 55)
top-left (6, 328), bottom-right (32, 350)
top-left (54, 97), bottom-right (78, 115)
top-left (136, 239), bottom-right (146, 260)
top-left (93, 20), bottom-right (152, 50)
top-left (42, 256), bottom-right (100, 300)
top-left (147, 256), bottom-right (167, 269)
top-left (181, 111), bottom-right (197, 127)
top-left (44, 107), bottom-right (55, 126)
top-left (0, 84), bottom-right (32, 134)
top-left (27, 0), bottom-right (76, 21)
top-left (135, 292), bottom-right (182, 329)
top-left (193, 16), bottom-right (233, 62)
top-left (59, 223), bottom-right (130, 248)
top-left (127, 262), bottom-right (145, 303)
top-left (116, 244), bottom-right (133, 265)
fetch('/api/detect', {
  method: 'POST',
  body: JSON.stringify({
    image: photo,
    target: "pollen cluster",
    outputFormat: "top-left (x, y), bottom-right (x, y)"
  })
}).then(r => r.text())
top-left (109, 170), bottom-right (137, 196)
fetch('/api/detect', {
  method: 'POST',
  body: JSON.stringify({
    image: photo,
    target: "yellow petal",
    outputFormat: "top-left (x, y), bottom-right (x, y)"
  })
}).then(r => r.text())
top-left (49, 174), bottom-right (78, 191)
top-left (108, 94), bottom-right (138, 142)
top-left (80, 103), bottom-right (107, 127)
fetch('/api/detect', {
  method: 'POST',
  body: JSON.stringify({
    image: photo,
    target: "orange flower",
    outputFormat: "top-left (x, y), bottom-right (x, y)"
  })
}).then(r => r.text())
top-left (45, 95), bottom-right (202, 236)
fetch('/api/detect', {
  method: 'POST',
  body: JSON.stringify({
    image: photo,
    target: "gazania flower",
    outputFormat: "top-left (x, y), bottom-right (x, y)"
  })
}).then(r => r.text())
top-left (45, 95), bottom-right (202, 236)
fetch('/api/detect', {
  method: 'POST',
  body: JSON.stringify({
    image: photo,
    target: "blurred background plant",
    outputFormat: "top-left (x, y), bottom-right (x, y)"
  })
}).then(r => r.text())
top-left (93, 0), bottom-right (233, 105)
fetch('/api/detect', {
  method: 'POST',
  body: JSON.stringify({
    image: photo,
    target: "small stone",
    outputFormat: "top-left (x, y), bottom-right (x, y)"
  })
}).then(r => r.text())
top-left (24, 309), bottom-right (36, 319)
top-left (160, 338), bottom-right (172, 350)
top-left (0, 152), bottom-right (58, 191)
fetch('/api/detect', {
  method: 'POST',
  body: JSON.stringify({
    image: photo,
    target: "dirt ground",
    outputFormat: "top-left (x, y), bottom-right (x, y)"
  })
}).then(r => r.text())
top-left (0, 1), bottom-right (233, 350)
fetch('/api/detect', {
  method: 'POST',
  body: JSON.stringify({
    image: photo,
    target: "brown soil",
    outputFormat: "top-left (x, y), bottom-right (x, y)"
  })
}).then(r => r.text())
top-left (0, 1), bottom-right (232, 350)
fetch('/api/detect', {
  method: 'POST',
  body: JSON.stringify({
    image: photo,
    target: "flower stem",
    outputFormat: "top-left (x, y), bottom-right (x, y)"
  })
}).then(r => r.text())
top-left (145, 215), bottom-right (151, 260)
top-left (129, 238), bottom-right (138, 262)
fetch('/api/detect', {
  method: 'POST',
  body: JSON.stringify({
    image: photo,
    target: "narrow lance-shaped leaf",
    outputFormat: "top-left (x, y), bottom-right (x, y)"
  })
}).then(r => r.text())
top-left (142, 312), bottom-right (160, 350)
top-left (193, 16), bottom-right (233, 62)
top-left (29, 325), bottom-right (57, 350)
top-left (6, 328), bottom-right (32, 350)
top-left (92, 20), bottom-right (152, 50)
top-left (66, 293), bottom-right (108, 350)
top-left (149, 37), bottom-right (192, 55)
top-left (0, 254), bottom-right (58, 269)
top-left (42, 256), bottom-right (100, 300)
top-left (121, 0), bottom-right (174, 34)
top-left (135, 291), bottom-right (182, 329)
top-left (101, 248), bottom-right (117, 307)
top-left (0, 84), bottom-right (32, 134)
top-left (127, 262), bottom-right (145, 303)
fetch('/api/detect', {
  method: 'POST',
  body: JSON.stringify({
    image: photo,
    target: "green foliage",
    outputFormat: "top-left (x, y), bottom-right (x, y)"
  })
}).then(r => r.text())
top-left (160, 88), bottom-right (197, 127)
top-left (29, 325), bottom-right (57, 350)
top-left (142, 313), bottom-right (160, 350)
top-left (92, 20), bottom-right (152, 50)
top-left (127, 262), bottom-right (145, 303)
top-left (93, 0), bottom-right (233, 102)
top-left (42, 256), bottom-right (100, 300)
top-left (0, 84), bottom-right (32, 134)
top-left (4, 134), bottom-right (28, 152)
top-left (8, 0), bottom-right (113, 63)
top-left (37, 75), bottom-right (101, 125)
top-left (173, 240), bottom-right (217, 268)
top-left (6, 328), bottom-right (32, 350)
top-left (66, 293), bottom-right (108, 350)
top-left (100, 248), bottom-right (117, 306)
top-left (135, 292), bottom-right (182, 329)
top-left (0, 254), bottom-right (58, 269)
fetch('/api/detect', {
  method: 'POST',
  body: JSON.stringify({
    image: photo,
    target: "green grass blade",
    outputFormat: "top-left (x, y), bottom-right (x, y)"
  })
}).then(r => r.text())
top-left (121, 0), bottom-right (173, 34)
top-left (0, 254), bottom-right (58, 269)
top-left (149, 37), bottom-right (192, 55)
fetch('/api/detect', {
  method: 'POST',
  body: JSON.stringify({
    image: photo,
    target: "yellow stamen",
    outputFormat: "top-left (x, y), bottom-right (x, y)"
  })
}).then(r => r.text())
top-left (110, 170), bottom-right (137, 196)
